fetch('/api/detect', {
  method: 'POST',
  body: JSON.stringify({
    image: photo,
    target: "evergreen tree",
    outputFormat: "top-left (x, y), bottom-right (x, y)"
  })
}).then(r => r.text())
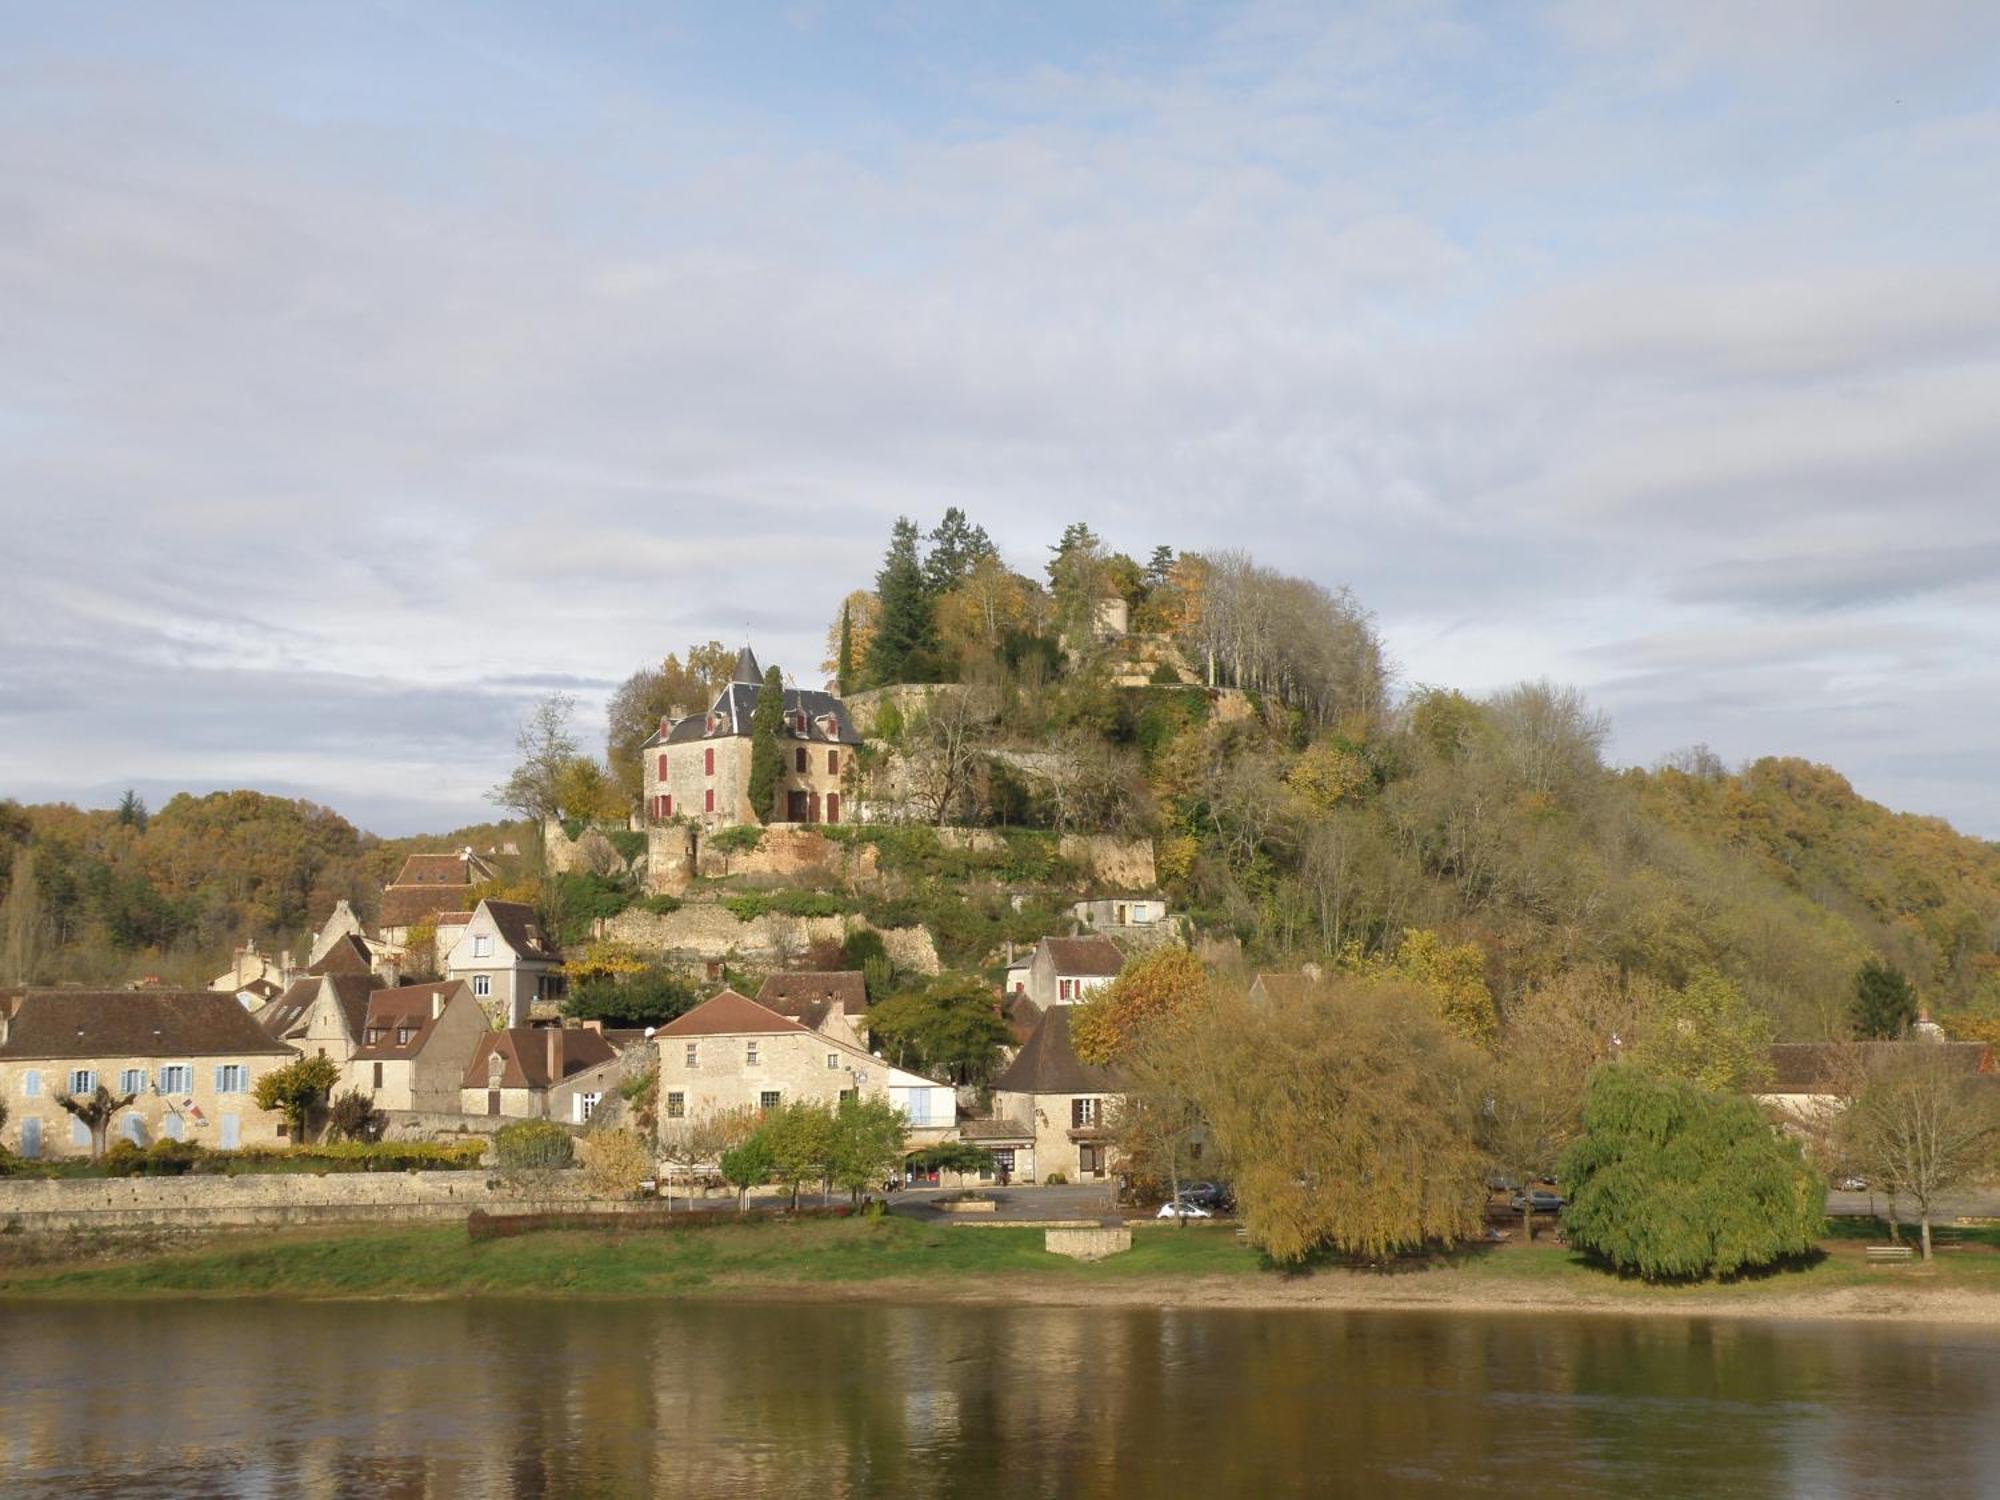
top-left (1144, 544), bottom-right (1177, 592)
top-left (1852, 959), bottom-right (1918, 1039)
top-left (748, 665), bottom-right (786, 822)
top-left (923, 507), bottom-right (996, 597)
top-left (836, 601), bottom-right (854, 696)
top-left (1047, 521), bottom-right (1103, 585)
top-left (865, 517), bottom-right (938, 686)
top-left (115, 789), bottom-right (147, 831)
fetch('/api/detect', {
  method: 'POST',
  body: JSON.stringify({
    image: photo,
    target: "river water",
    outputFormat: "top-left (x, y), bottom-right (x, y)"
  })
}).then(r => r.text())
top-left (1, 1299), bottom-right (1995, 1497)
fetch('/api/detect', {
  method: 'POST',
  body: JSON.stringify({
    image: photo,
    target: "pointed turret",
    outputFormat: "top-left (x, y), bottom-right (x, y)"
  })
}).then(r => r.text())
top-left (731, 645), bottom-right (762, 684)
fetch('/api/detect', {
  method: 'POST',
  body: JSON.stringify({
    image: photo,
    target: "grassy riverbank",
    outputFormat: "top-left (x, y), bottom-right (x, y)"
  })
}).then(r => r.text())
top-left (5, 1216), bottom-right (2000, 1323)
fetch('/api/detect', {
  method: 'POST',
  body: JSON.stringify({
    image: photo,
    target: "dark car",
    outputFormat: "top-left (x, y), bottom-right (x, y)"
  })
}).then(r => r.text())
top-left (1177, 1181), bottom-right (1233, 1211)
top-left (1509, 1189), bottom-right (1564, 1216)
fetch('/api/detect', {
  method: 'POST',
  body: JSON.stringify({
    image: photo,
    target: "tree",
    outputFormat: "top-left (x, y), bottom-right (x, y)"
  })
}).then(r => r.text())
top-left (326, 1088), bottom-right (386, 1143)
top-left (866, 975), bottom-right (1012, 1086)
top-left (757, 1101), bottom-right (836, 1210)
top-left (1838, 1044), bottom-right (2000, 1261)
top-left (658, 1107), bottom-right (757, 1211)
top-left (490, 693), bottom-right (580, 828)
top-left (53, 1083), bottom-right (137, 1162)
top-left (1071, 948), bottom-right (1209, 1066)
top-left (1183, 978), bottom-right (1490, 1263)
top-left (749, 665), bottom-right (787, 822)
top-left (552, 756), bottom-right (627, 822)
top-left (606, 642), bottom-right (735, 800)
top-left (577, 1128), bottom-right (654, 1200)
top-left (836, 601), bottom-right (855, 695)
top-left (494, 1119), bottom-right (575, 1174)
top-left (1560, 1066), bottom-right (1824, 1280)
top-left (822, 591), bottom-right (879, 686)
top-left (1344, 929), bottom-right (1497, 1045)
top-left (902, 686), bottom-right (998, 825)
top-left (1, 845), bottom-right (41, 986)
top-left (923, 506), bottom-right (997, 597)
top-left (720, 1133), bottom-right (775, 1213)
top-left (564, 966), bottom-right (698, 1028)
top-left (1852, 960), bottom-right (1918, 1040)
top-left (866, 518), bottom-right (939, 687)
top-left (115, 790), bottom-right (148, 831)
top-left (828, 1095), bottom-right (909, 1202)
top-left (1110, 999), bottom-right (1212, 1222)
top-left (1631, 968), bottom-right (1774, 1093)
top-left (252, 1055), bottom-right (342, 1144)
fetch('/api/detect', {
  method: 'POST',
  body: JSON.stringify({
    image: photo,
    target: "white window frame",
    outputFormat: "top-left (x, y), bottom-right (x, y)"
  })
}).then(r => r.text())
top-left (746, 1041), bottom-right (760, 1066)
top-left (473, 975), bottom-right (492, 998)
top-left (471, 934), bottom-right (493, 958)
top-left (68, 1068), bottom-right (97, 1095)
top-left (684, 1043), bottom-right (699, 1068)
top-left (574, 1091), bottom-right (601, 1123)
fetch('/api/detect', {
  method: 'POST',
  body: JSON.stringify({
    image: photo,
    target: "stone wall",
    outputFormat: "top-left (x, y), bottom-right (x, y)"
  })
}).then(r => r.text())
top-left (1059, 834), bottom-right (1158, 889)
top-left (0, 1169), bottom-right (628, 1234)
top-left (695, 826), bottom-right (880, 885)
top-left (599, 905), bottom-right (939, 976)
top-left (1044, 1226), bottom-right (1131, 1260)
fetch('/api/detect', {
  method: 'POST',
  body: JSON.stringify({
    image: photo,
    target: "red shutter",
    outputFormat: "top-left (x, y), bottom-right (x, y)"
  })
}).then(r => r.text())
top-left (827, 750), bottom-right (838, 774)
top-left (663, 794), bottom-right (672, 818)
top-left (704, 748), bottom-right (715, 775)
top-left (827, 793), bottom-right (840, 825)
top-left (795, 747), bottom-right (807, 773)
top-left (657, 753), bottom-right (667, 779)
top-left (705, 788), bottom-right (715, 813)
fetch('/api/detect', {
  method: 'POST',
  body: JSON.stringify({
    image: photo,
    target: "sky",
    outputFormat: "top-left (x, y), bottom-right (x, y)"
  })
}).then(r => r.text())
top-left (2, 1), bottom-right (1997, 837)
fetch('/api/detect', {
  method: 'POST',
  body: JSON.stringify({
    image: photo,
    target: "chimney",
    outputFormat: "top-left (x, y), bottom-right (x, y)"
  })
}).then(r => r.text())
top-left (546, 1028), bottom-right (561, 1081)
top-left (581, 1018), bottom-right (603, 1034)
top-left (432, 989), bottom-right (445, 1020)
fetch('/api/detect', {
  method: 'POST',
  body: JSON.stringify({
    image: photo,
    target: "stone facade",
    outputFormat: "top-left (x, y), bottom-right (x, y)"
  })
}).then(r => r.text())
top-left (347, 984), bottom-right (491, 1113)
top-left (2, 1050), bottom-right (292, 1158)
top-left (442, 900), bottom-right (560, 1027)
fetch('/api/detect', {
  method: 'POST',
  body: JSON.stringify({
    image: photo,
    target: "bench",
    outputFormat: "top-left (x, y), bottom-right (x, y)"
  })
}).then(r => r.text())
top-left (1865, 1245), bottom-right (1916, 1263)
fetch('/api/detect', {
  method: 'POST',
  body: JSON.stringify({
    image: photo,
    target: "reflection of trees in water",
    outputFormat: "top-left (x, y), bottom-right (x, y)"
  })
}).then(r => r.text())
top-left (7, 1300), bottom-right (2000, 1497)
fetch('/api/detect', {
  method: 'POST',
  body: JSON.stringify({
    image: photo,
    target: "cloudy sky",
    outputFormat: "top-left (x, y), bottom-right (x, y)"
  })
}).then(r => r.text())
top-left (3, 1), bottom-right (1997, 837)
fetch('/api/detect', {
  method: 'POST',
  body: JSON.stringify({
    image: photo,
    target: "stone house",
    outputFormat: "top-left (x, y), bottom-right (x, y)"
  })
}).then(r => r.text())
top-left (1020, 934), bottom-right (1126, 1009)
top-left (1070, 896), bottom-right (1170, 933)
top-left (442, 899), bottom-right (561, 1027)
top-left (990, 1005), bottom-right (1123, 1184)
top-left (377, 848), bottom-right (496, 949)
top-left (0, 990), bottom-right (296, 1157)
top-left (653, 989), bottom-right (956, 1140)
top-left (346, 981), bottom-right (490, 1113)
top-left (1758, 1040), bottom-right (1996, 1130)
top-left (460, 1024), bottom-right (624, 1122)
top-left (255, 972), bottom-right (378, 1065)
top-left (209, 940), bottom-right (296, 1000)
top-left (755, 970), bottom-right (870, 1051)
top-left (640, 647), bottom-right (862, 830)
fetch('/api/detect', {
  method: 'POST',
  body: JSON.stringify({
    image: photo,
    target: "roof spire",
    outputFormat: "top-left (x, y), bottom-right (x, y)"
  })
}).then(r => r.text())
top-left (731, 644), bottom-right (762, 684)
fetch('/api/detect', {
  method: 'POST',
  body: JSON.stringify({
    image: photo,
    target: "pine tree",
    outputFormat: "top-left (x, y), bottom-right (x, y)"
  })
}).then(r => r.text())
top-left (923, 507), bottom-right (996, 597)
top-left (1144, 545), bottom-right (1177, 591)
top-left (1852, 959), bottom-right (1918, 1039)
top-left (748, 665), bottom-right (786, 823)
top-left (865, 517), bottom-right (938, 686)
top-left (115, 789), bottom-right (147, 831)
top-left (836, 602), bottom-right (854, 696)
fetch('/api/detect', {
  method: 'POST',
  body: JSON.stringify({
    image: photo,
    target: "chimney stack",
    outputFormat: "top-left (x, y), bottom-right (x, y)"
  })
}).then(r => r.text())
top-left (546, 1027), bottom-right (560, 1081)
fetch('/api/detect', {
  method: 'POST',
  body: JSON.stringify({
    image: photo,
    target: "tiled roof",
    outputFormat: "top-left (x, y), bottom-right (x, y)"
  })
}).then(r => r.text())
top-left (351, 982), bottom-right (466, 1061)
top-left (307, 933), bottom-right (373, 976)
top-left (1041, 935), bottom-right (1126, 978)
top-left (1767, 1040), bottom-right (1994, 1093)
top-left (379, 886), bottom-right (469, 930)
top-left (653, 990), bottom-right (809, 1038)
top-left (258, 975), bottom-right (376, 1044)
top-left (462, 1026), bottom-right (619, 1090)
top-left (480, 900), bottom-right (558, 962)
top-left (391, 853), bottom-right (477, 886)
top-left (0, 990), bottom-right (295, 1061)
top-left (993, 1005), bottom-right (1121, 1097)
top-left (756, 971), bottom-right (868, 1030)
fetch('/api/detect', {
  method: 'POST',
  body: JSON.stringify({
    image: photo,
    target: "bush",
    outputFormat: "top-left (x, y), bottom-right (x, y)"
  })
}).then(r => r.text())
top-left (708, 825), bottom-right (764, 855)
top-left (1560, 1067), bottom-right (1825, 1281)
top-left (768, 889), bottom-right (847, 918)
top-left (1044, 1172), bottom-right (1068, 1185)
top-left (640, 893), bottom-right (682, 916)
top-left (722, 893), bottom-right (769, 921)
top-left (566, 967), bottom-right (698, 1028)
top-left (606, 829), bottom-right (647, 864)
top-left (495, 1120), bottom-right (576, 1171)
top-left (327, 1089), bottom-right (388, 1144)
top-left (546, 871), bottom-right (638, 946)
top-left (577, 1129), bottom-right (654, 1199)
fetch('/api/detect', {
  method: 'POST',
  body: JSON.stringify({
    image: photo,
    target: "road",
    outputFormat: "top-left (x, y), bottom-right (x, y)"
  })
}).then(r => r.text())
top-left (1825, 1187), bottom-right (2000, 1222)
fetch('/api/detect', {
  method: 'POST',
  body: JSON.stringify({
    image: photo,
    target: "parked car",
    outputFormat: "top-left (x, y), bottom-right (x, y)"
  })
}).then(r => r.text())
top-left (1510, 1189), bottom-right (1564, 1216)
top-left (1835, 1175), bottom-right (1867, 1192)
top-left (1177, 1181), bottom-right (1233, 1210)
top-left (1157, 1200), bottom-right (1213, 1220)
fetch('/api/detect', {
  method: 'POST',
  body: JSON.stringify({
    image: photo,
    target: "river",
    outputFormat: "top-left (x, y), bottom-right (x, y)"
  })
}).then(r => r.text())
top-left (1, 1300), bottom-right (1994, 1497)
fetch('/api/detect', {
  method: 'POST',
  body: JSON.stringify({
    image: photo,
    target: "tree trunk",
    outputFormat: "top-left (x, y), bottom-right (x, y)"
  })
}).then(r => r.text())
top-left (90, 1121), bottom-right (108, 1162)
top-left (1921, 1213), bottom-right (1934, 1263)
top-left (1521, 1201), bottom-right (1534, 1243)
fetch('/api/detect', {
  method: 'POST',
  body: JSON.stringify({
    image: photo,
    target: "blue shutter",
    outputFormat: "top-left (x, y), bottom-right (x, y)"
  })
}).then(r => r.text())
top-left (20, 1117), bottom-right (39, 1158)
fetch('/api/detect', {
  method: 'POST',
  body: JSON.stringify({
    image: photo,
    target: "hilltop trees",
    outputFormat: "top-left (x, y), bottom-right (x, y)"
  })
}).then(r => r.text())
top-left (866, 518), bottom-right (941, 687)
top-left (491, 693), bottom-right (580, 825)
top-left (1852, 960), bottom-right (1918, 1039)
top-left (605, 642), bottom-right (735, 801)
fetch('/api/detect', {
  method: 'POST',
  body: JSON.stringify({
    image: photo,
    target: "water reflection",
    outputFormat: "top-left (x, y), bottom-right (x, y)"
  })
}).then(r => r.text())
top-left (1, 1298), bottom-right (1995, 1497)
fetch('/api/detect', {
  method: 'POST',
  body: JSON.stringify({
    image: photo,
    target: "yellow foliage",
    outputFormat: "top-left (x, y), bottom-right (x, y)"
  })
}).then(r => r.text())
top-left (1343, 928), bottom-right (1497, 1045)
top-left (577, 1128), bottom-right (653, 1199)
top-left (1285, 740), bottom-right (1371, 811)
top-left (563, 939), bottom-right (649, 981)
top-left (1155, 834), bottom-right (1199, 889)
top-left (1071, 948), bottom-right (1210, 1065)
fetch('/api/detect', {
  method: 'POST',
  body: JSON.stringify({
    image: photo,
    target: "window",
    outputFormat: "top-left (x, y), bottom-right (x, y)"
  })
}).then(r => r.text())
top-left (472, 934), bottom-right (493, 959)
top-left (992, 1149), bottom-right (1016, 1175)
top-left (662, 794), bottom-right (672, 818)
top-left (704, 747), bottom-right (715, 776)
top-left (396, 1026), bottom-right (416, 1046)
top-left (373, 1062), bottom-right (384, 1089)
top-left (158, 1065), bottom-right (191, 1095)
top-left (665, 1091), bottom-right (686, 1119)
top-left (214, 1065), bottom-right (248, 1094)
top-left (1071, 1097), bottom-right (1100, 1129)
top-left (795, 747), bottom-right (807, 773)
top-left (704, 788), bottom-right (715, 813)
top-left (746, 1041), bottom-right (760, 1066)
top-left (119, 1068), bottom-right (144, 1096)
top-left (1059, 978), bottom-right (1075, 1002)
top-left (839, 1088), bottom-right (857, 1104)
top-left (21, 1070), bottom-right (40, 1098)
top-left (827, 750), bottom-right (839, 775)
top-left (826, 793), bottom-right (840, 825)
top-left (684, 1042), bottom-right (699, 1068)
top-left (826, 1053), bottom-right (840, 1070)
top-left (366, 1028), bottom-right (385, 1045)
top-left (657, 753), bottom-right (668, 780)
top-left (68, 1068), bottom-right (96, 1095)
top-left (759, 1090), bottom-right (781, 1111)
top-left (575, 1091), bottom-right (601, 1123)
top-left (473, 975), bottom-right (491, 998)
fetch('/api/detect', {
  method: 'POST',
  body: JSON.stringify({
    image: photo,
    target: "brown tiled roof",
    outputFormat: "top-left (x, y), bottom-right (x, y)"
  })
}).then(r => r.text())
top-left (379, 885), bottom-right (469, 929)
top-left (462, 1026), bottom-right (619, 1090)
top-left (1003, 992), bottom-right (1041, 1046)
top-left (993, 1005), bottom-right (1121, 1096)
top-left (392, 853), bottom-right (477, 886)
top-left (0, 990), bottom-right (295, 1061)
top-left (1767, 1041), bottom-right (1994, 1093)
top-left (434, 911), bottom-right (474, 926)
top-left (308, 933), bottom-right (373, 976)
top-left (1041, 935), bottom-right (1125, 978)
top-left (351, 982), bottom-right (466, 1060)
top-left (258, 975), bottom-right (377, 1044)
top-left (960, 1116), bottom-right (1035, 1143)
top-left (654, 990), bottom-right (808, 1038)
top-left (757, 971), bottom-right (868, 1030)
top-left (482, 900), bottom-right (557, 962)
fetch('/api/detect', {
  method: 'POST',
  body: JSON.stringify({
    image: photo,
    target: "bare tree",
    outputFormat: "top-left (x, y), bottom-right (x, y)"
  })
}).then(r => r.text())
top-left (54, 1083), bottom-right (137, 1162)
top-left (489, 693), bottom-right (580, 826)
top-left (903, 686), bottom-right (999, 826)
top-left (1838, 1044), bottom-right (2000, 1260)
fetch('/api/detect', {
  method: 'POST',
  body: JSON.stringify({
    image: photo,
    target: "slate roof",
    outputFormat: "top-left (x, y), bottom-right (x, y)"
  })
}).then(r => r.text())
top-left (1040, 935), bottom-right (1126, 978)
top-left (351, 982), bottom-right (466, 1061)
top-left (307, 933), bottom-right (373, 976)
top-left (479, 900), bottom-right (558, 963)
top-left (463, 1026), bottom-right (619, 1090)
top-left (1766, 1040), bottom-right (1994, 1093)
top-left (732, 646), bottom-right (762, 684)
top-left (0, 990), bottom-right (295, 1061)
top-left (642, 661), bottom-right (862, 749)
top-left (654, 990), bottom-right (809, 1038)
top-left (993, 1005), bottom-right (1121, 1097)
top-left (756, 971), bottom-right (869, 1030)
top-left (258, 975), bottom-right (377, 1044)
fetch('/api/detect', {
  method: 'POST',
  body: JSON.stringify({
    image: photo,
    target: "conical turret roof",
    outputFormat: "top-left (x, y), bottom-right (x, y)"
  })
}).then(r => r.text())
top-left (731, 645), bottom-right (763, 684)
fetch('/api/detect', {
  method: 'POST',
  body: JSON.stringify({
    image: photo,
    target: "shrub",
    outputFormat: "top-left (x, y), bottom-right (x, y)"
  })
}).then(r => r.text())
top-left (327, 1089), bottom-right (388, 1144)
top-left (494, 1120), bottom-right (575, 1171)
top-left (768, 889), bottom-right (847, 918)
top-left (1044, 1172), bottom-right (1068, 1185)
top-left (606, 829), bottom-right (647, 863)
top-left (641, 893), bottom-right (683, 916)
top-left (708, 825), bottom-right (764, 856)
top-left (577, 1129), bottom-right (654, 1199)
top-left (566, 967), bottom-right (698, 1028)
top-left (1560, 1066), bottom-right (1825, 1281)
top-left (546, 871), bottom-right (638, 946)
top-left (722, 894), bottom-right (770, 922)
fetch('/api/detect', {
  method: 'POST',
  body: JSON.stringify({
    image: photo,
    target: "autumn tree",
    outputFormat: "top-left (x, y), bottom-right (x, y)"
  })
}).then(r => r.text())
top-left (720, 1133), bottom-right (775, 1212)
top-left (658, 1107), bottom-right (758, 1211)
top-left (1631, 968), bottom-right (1774, 1093)
top-left (1838, 1044), bottom-right (2000, 1260)
top-left (552, 756), bottom-right (627, 822)
top-left (1071, 948), bottom-right (1209, 1066)
top-left (605, 643), bottom-right (735, 800)
top-left (1345, 929), bottom-right (1497, 1045)
top-left (1852, 959), bottom-right (1918, 1040)
top-left (866, 975), bottom-right (1012, 1086)
top-left (1, 845), bottom-right (41, 985)
top-left (758, 1100), bottom-right (837, 1210)
top-left (253, 1054), bottom-right (341, 1144)
top-left (54, 1083), bottom-right (138, 1161)
top-left (822, 592), bottom-right (879, 688)
top-left (1108, 987), bottom-right (1218, 1219)
top-left (749, 665), bottom-right (786, 822)
top-left (490, 693), bottom-right (580, 828)
top-left (1560, 1066), bottom-right (1824, 1280)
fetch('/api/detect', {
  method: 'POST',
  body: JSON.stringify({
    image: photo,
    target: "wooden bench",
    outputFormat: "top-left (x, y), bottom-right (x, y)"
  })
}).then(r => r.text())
top-left (1865, 1245), bottom-right (1916, 1263)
